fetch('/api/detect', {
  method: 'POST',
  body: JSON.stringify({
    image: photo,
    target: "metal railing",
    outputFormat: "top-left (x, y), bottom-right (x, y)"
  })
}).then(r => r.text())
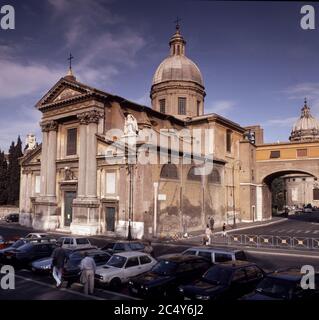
top-left (210, 234), bottom-right (319, 250)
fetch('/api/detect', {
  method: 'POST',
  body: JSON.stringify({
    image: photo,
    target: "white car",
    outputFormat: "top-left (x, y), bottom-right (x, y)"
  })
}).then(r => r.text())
top-left (57, 236), bottom-right (94, 249)
top-left (95, 251), bottom-right (157, 289)
top-left (25, 233), bottom-right (48, 239)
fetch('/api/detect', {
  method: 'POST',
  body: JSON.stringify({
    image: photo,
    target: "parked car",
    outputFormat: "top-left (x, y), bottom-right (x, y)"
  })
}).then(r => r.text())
top-left (5, 213), bottom-right (19, 223)
top-left (62, 249), bottom-right (111, 285)
top-left (0, 236), bottom-right (6, 250)
top-left (243, 268), bottom-right (319, 301)
top-left (182, 247), bottom-right (247, 264)
top-left (31, 247), bottom-right (102, 276)
top-left (25, 233), bottom-right (48, 239)
top-left (56, 237), bottom-right (93, 249)
top-left (303, 204), bottom-right (313, 213)
top-left (102, 241), bottom-right (151, 254)
top-left (179, 261), bottom-right (265, 300)
top-left (128, 254), bottom-right (211, 299)
top-left (0, 238), bottom-right (31, 262)
top-left (95, 252), bottom-right (157, 289)
top-left (2, 241), bottom-right (56, 267)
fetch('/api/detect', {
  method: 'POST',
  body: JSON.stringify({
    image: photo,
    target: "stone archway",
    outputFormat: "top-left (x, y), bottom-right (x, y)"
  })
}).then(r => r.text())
top-left (260, 169), bottom-right (318, 219)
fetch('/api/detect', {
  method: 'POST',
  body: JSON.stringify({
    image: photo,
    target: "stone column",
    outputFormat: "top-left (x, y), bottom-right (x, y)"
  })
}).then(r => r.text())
top-left (44, 121), bottom-right (58, 198)
top-left (26, 172), bottom-right (33, 211)
top-left (86, 120), bottom-right (98, 198)
top-left (77, 114), bottom-right (88, 198)
top-left (40, 125), bottom-right (49, 197)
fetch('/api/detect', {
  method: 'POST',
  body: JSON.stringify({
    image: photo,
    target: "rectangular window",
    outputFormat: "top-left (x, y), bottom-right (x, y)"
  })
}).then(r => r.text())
top-left (178, 97), bottom-right (186, 115)
top-left (66, 128), bottom-right (77, 156)
top-left (159, 99), bottom-right (166, 114)
top-left (314, 189), bottom-right (319, 200)
top-left (226, 129), bottom-right (232, 153)
top-left (106, 172), bottom-right (116, 194)
top-left (297, 148), bottom-right (308, 157)
top-left (35, 176), bottom-right (41, 194)
top-left (270, 150), bottom-right (280, 159)
top-left (197, 101), bottom-right (200, 116)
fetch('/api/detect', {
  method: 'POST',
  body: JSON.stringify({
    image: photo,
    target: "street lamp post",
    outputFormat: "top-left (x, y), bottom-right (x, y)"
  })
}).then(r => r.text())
top-left (127, 163), bottom-right (133, 241)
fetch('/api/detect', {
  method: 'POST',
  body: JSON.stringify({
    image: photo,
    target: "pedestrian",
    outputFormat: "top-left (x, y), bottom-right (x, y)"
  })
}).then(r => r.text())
top-left (209, 216), bottom-right (215, 232)
top-left (205, 224), bottom-right (212, 245)
top-left (80, 252), bottom-right (96, 295)
top-left (222, 223), bottom-right (227, 237)
top-left (144, 240), bottom-right (154, 257)
top-left (51, 242), bottom-right (67, 288)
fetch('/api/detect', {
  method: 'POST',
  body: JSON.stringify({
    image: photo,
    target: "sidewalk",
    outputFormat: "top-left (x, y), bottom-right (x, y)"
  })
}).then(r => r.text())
top-left (176, 216), bottom-right (286, 242)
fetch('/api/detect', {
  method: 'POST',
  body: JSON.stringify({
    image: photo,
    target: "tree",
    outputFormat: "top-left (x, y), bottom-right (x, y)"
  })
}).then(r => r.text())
top-left (0, 150), bottom-right (8, 205)
top-left (7, 137), bottom-right (23, 205)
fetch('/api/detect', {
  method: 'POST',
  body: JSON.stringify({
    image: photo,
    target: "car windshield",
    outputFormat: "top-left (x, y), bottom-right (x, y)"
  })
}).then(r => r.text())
top-left (203, 266), bottom-right (233, 285)
top-left (12, 240), bottom-right (26, 248)
top-left (255, 277), bottom-right (295, 299)
top-left (106, 255), bottom-right (126, 268)
top-left (152, 260), bottom-right (178, 275)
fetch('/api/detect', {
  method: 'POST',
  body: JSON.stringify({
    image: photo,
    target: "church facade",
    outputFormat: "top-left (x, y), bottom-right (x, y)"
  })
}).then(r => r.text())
top-left (20, 25), bottom-right (317, 238)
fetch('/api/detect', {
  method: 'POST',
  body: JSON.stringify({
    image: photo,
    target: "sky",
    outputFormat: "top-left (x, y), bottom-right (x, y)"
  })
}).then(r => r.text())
top-left (0, 0), bottom-right (319, 150)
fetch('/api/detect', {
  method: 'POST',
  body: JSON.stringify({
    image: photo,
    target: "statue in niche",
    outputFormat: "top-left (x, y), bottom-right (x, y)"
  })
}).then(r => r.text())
top-left (124, 114), bottom-right (138, 136)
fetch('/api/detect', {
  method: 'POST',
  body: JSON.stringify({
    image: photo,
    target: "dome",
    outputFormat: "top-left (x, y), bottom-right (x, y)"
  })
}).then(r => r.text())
top-left (290, 99), bottom-right (319, 142)
top-left (152, 55), bottom-right (204, 86)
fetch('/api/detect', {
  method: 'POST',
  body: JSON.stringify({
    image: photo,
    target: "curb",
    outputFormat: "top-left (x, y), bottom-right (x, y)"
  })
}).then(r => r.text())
top-left (213, 218), bottom-right (287, 235)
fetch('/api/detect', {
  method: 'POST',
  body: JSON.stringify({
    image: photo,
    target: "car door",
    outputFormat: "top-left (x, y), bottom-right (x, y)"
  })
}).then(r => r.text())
top-left (229, 268), bottom-right (248, 299)
top-left (244, 265), bottom-right (264, 293)
top-left (138, 255), bottom-right (154, 273)
top-left (176, 261), bottom-right (198, 285)
top-left (123, 257), bottom-right (141, 281)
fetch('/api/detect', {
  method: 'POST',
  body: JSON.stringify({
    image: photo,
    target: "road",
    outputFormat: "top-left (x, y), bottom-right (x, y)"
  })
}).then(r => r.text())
top-left (1, 221), bottom-right (319, 299)
top-left (227, 212), bottom-right (319, 238)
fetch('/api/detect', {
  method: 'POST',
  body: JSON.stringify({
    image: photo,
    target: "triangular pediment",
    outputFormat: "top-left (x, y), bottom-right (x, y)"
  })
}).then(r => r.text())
top-left (52, 87), bottom-right (83, 102)
top-left (20, 144), bottom-right (42, 166)
top-left (36, 77), bottom-right (95, 110)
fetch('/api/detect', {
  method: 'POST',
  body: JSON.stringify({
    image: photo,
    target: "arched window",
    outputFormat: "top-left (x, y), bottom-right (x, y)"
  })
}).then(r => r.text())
top-left (208, 169), bottom-right (221, 184)
top-left (160, 164), bottom-right (179, 180)
top-left (187, 166), bottom-right (202, 181)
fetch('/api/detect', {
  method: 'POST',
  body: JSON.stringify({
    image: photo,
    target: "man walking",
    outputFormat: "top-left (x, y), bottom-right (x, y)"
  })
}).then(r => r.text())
top-left (51, 242), bottom-right (67, 288)
top-left (80, 252), bottom-right (96, 295)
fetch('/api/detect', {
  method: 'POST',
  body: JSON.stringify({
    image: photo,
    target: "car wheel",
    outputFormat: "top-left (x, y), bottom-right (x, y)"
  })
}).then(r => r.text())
top-left (109, 278), bottom-right (121, 291)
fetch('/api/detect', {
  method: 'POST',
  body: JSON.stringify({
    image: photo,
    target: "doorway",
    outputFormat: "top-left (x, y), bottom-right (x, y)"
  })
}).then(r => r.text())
top-left (64, 191), bottom-right (76, 227)
top-left (105, 207), bottom-right (116, 232)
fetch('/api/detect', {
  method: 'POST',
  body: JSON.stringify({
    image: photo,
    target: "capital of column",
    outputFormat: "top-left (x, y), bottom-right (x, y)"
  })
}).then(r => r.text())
top-left (40, 120), bottom-right (58, 132)
top-left (77, 110), bottom-right (103, 125)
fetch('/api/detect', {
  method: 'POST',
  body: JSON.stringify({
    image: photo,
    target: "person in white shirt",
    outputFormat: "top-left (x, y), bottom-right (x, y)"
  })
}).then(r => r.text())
top-left (80, 252), bottom-right (96, 295)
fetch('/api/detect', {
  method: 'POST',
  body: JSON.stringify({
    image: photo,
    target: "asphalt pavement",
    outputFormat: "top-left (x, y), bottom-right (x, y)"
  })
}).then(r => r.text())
top-left (1, 219), bottom-right (319, 300)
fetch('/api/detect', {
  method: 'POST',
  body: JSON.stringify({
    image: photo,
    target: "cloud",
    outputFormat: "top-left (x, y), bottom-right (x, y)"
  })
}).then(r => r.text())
top-left (283, 82), bottom-right (319, 117)
top-left (263, 117), bottom-right (298, 127)
top-left (206, 100), bottom-right (236, 115)
top-left (0, 59), bottom-right (63, 98)
top-left (0, 105), bottom-right (41, 151)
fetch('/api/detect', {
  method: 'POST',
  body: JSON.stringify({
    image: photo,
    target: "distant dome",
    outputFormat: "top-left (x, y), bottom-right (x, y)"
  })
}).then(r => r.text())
top-left (152, 55), bottom-right (204, 87)
top-left (290, 99), bottom-right (319, 142)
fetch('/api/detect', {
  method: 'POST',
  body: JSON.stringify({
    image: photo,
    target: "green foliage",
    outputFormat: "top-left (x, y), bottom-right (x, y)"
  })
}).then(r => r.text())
top-left (0, 136), bottom-right (23, 205)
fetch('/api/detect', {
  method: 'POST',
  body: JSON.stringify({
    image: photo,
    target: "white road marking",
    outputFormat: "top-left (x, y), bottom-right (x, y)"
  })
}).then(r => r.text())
top-left (305, 230), bottom-right (311, 234)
